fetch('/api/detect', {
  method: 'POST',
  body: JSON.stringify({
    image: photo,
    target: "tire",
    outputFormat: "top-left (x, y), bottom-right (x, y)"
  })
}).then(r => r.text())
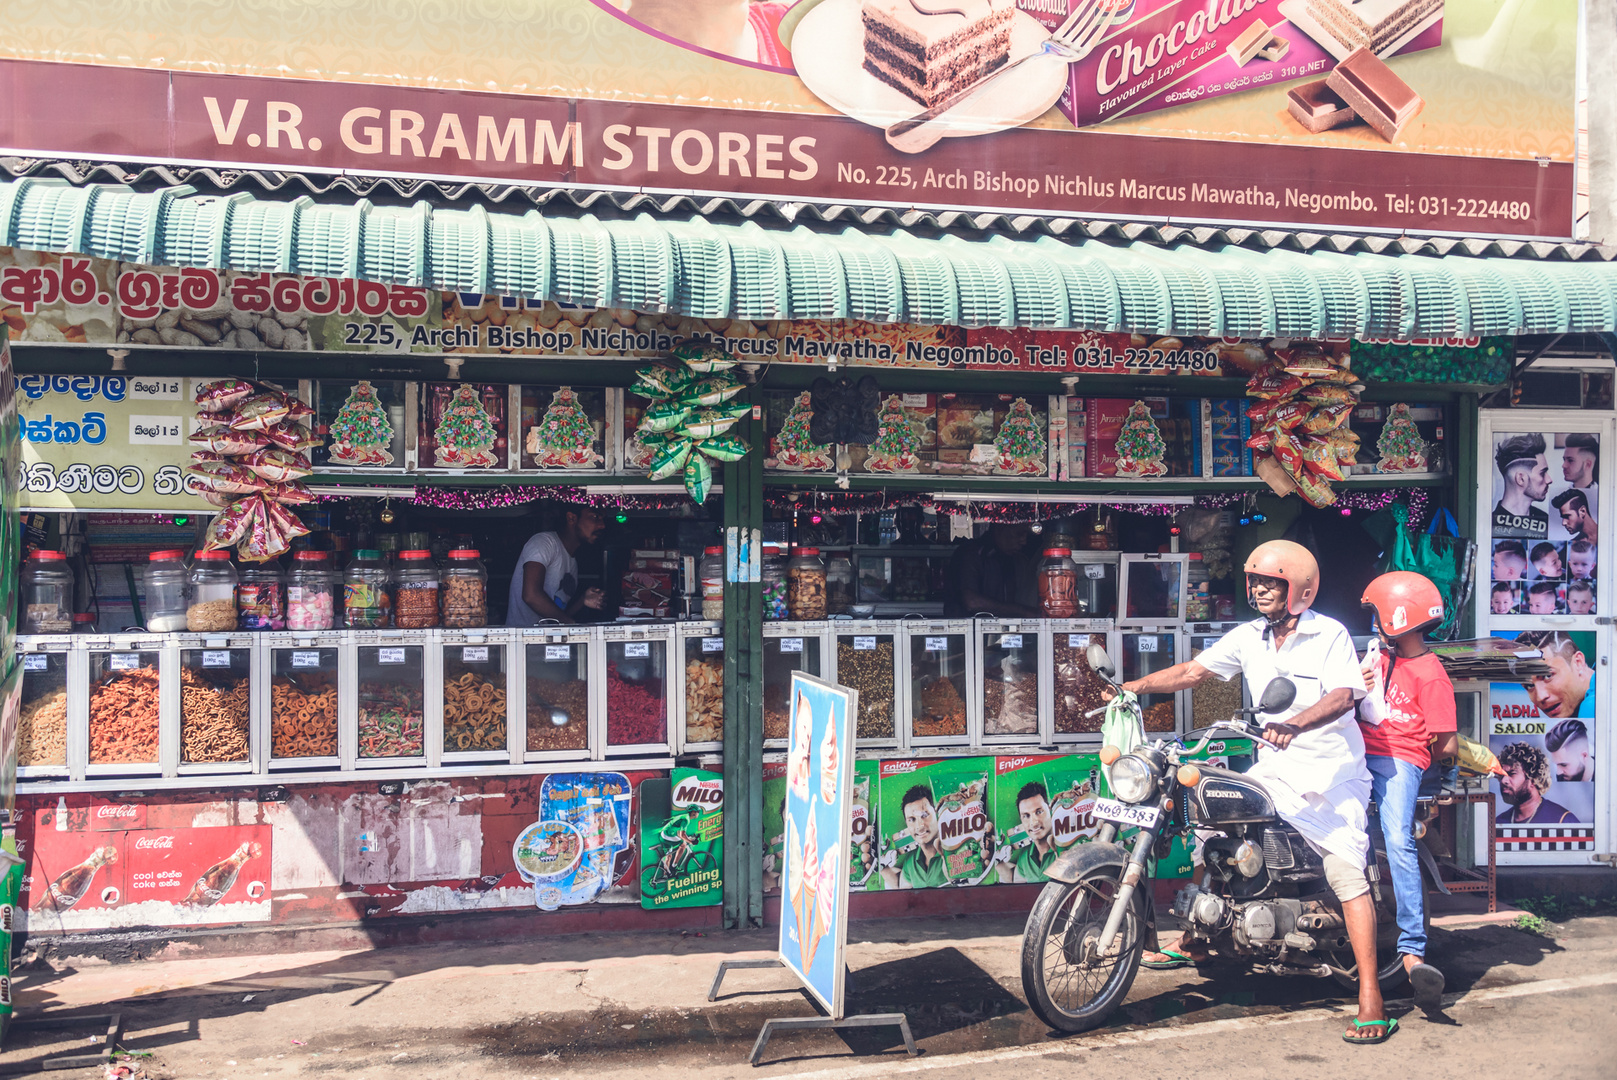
top-left (1019, 865), bottom-right (1148, 1033)
top-left (688, 849), bottom-right (719, 874)
top-left (1327, 851), bottom-right (1432, 994)
top-left (640, 863), bottom-right (668, 898)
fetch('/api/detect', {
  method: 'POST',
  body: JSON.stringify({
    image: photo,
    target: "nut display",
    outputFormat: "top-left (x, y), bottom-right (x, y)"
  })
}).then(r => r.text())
top-left (18, 689), bottom-right (68, 766)
top-left (89, 664), bottom-right (161, 764)
top-left (685, 657), bottom-right (724, 743)
top-left (187, 598), bottom-right (239, 632)
top-left (763, 681), bottom-right (790, 740)
top-left (180, 667), bottom-right (252, 763)
top-left (984, 670), bottom-right (1038, 735)
top-left (836, 640), bottom-right (895, 740)
top-left (1053, 634), bottom-right (1108, 734)
top-left (1190, 644), bottom-right (1243, 727)
top-left (443, 670), bottom-right (507, 752)
top-left (394, 582), bottom-right (441, 629)
top-left (358, 683), bottom-right (425, 757)
top-left (914, 676), bottom-right (966, 738)
top-left (526, 677), bottom-right (589, 752)
top-left (271, 675), bottom-right (338, 758)
top-left (442, 576), bottom-right (487, 627)
top-left (1143, 701), bottom-right (1176, 731)
top-left (788, 564), bottom-right (827, 619)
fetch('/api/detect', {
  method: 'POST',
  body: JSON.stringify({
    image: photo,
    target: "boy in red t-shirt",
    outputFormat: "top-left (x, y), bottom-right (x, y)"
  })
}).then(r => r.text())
top-left (1360, 572), bottom-right (1458, 1017)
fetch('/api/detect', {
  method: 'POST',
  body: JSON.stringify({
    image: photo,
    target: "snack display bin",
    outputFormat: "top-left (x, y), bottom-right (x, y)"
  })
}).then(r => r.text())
top-left (175, 633), bottom-right (260, 775)
top-left (16, 636), bottom-right (76, 779)
top-left (601, 624), bottom-right (674, 757)
top-left (1118, 628), bottom-right (1183, 733)
top-left (260, 631), bottom-right (346, 771)
top-left (1046, 620), bottom-right (1117, 743)
top-left (675, 621), bottom-right (725, 753)
top-left (83, 634), bottom-right (173, 778)
top-left (520, 627), bottom-right (595, 761)
top-left (351, 630), bottom-right (433, 767)
top-left (975, 619), bottom-right (1046, 745)
top-left (831, 621), bottom-right (901, 748)
top-left (439, 628), bottom-right (515, 766)
top-left (1066, 551), bottom-right (1120, 619)
top-left (1187, 622), bottom-right (1246, 728)
top-left (1119, 553), bottom-right (1189, 623)
top-left (898, 619), bottom-right (975, 749)
top-left (762, 622), bottom-right (830, 749)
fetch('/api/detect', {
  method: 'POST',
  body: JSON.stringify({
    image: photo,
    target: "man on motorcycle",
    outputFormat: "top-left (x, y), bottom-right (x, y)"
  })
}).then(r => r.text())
top-left (1115, 540), bottom-right (1393, 1043)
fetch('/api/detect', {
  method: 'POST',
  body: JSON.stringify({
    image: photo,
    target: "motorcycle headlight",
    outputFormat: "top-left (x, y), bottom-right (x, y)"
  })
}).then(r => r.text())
top-left (1110, 753), bottom-right (1158, 805)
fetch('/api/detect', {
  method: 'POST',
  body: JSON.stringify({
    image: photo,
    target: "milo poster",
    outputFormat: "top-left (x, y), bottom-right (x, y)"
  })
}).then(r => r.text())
top-left (639, 767), bottom-right (723, 909)
top-left (992, 755), bottom-right (1102, 885)
top-left (765, 757), bottom-right (879, 895)
top-left (877, 758), bottom-right (995, 889)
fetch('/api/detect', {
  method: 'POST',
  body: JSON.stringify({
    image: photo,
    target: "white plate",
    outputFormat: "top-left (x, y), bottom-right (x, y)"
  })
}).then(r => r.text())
top-left (1092, 797), bottom-right (1162, 829)
top-left (1277, 0), bottom-right (1445, 62)
top-left (793, 0), bottom-right (1069, 137)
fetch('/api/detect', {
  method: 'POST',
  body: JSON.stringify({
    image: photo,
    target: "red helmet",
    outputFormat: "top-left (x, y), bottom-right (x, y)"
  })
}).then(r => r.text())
top-left (1243, 540), bottom-right (1318, 616)
top-left (1362, 571), bottom-right (1444, 637)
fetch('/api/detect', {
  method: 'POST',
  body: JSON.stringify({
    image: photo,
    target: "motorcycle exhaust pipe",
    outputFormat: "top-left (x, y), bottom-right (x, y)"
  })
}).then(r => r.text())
top-left (1296, 912), bottom-right (1344, 932)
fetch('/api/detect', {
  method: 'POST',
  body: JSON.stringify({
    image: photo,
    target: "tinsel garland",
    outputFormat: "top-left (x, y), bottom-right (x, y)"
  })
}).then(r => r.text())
top-left (329, 485), bottom-right (699, 512)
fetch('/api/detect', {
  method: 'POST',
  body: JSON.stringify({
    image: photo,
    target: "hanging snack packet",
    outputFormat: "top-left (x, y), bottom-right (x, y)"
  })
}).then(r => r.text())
top-left (265, 499), bottom-right (313, 541)
top-left (648, 437), bottom-right (695, 481)
top-left (244, 447), bottom-right (314, 482)
top-left (684, 376), bottom-right (744, 407)
top-left (1292, 467), bottom-right (1339, 508)
top-left (684, 452), bottom-right (714, 502)
top-left (264, 480), bottom-right (316, 505)
top-left (1246, 369), bottom-right (1304, 400)
top-left (634, 363), bottom-right (691, 398)
top-left (198, 488), bottom-right (234, 509)
top-left (281, 396), bottom-right (315, 422)
top-left (1268, 399), bottom-right (1313, 430)
top-left (193, 409), bottom-right (236, 431)
top-left (186, 459), bottom-right (264, 495)
top-left (1299, 435), bottom-right (1346, 481)
top-left (683, 409), bottom-right (740, 440)
top-left (263, 421), bottom-right (321, 451)
top-left (641, 400), bottom-right (693, 433)
top-left (697, 434), bottom-right (749, 462)
top-left (1245, 429), bottom-right (1274, 452)
top-left (190, 428), bottom-right (270, 456)
top-left (202, 497), bottom-right (257, 549)
top-left (236, 497), bottom-right (286, 562)
top-left (229, 393), bottom-right (293, 431)
top-left (1269, 427), bottom-right (1305, 473)
top-left (1279, 348), bottom-right (1341, 378)
top-left (673, 342), bottom-right (738, 373)
top-left (1299, 403), bottom-right (1353, 435)
top-left (194, 378), bottom-right (256, 413)
top-left (1328, 427), bottom-right (1361, 467)
top-left (1301, 383), bottom-right (1358, 406)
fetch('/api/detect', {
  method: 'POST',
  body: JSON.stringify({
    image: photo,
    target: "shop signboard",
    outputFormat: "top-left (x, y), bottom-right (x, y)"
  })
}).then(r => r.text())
top-left (639, 766), bottom-right (723, 909)
top-left (0, 1), bottom-right (1579, 238)
top-left (1489, 675), bottom-right (1596, 856)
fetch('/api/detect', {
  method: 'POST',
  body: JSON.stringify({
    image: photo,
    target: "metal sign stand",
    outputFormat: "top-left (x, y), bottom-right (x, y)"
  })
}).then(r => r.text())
top-left (708, 959), bottom-right (917, 1067)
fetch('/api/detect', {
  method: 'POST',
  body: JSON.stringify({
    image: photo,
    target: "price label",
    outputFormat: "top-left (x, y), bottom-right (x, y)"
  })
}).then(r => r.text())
top-left (108, 653), bottom-right (139, 671)
top-left (462, 646), bottom-right (489, 663)
top-left (1068, 634), bottom-right (1090, 648)
top-left (779, 638), bottom-right (804, 653)
top-left (702, 637), bottom-right (724, 652)
top-left (925, 636), bottom-right (950, 652)
top-left (1001, 634), bottom-right (1024, 648)
top-left (901, 393), bottom-right (929, 407)
top-left (1084, 564), bottom-right (1105, 579)
top-left (624, 641), bottom-right (650, 658)
top-left (853, 636), bottom-right (876, 650)
top-left (545, 645), bottom-right (571, 661)
top-left (291, 651), bottom-right (322, 668)
top-left (22, 654), bottom-right (47, 671)
top-left (202, 650), bottom-right (232, 668)
top-left (1137, 636), bottom-right (1159, 653)
top-left (378, 647), bottom-right (406, 665)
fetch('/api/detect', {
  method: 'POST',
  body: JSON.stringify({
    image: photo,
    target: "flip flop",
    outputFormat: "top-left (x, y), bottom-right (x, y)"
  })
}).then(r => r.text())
top-left (1141, 949), bottom-right (1197, 970)
top-left (1343, 1017), bottom-right (1399, 1045)
top-left (1409, 962), bottom-right (1446, 1014)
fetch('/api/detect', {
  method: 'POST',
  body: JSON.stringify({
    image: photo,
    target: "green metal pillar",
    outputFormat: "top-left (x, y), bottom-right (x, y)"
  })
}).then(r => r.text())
top-left (1454, 391), bottom-right (1480, 639)
top-left (721, 390), bottom-right (765, 929)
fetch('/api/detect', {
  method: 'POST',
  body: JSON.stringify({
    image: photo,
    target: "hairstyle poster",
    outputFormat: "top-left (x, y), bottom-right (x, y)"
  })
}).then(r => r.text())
top-left (1489, 431), bottom-right (1598, 615)
top-left (1489, 670), bottom-right (1596, 854)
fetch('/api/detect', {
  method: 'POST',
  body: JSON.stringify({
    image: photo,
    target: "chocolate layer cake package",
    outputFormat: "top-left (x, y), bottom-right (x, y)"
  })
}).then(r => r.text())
top-left (863, 0), bottom-right (1015, 109)
top-left (933, 393), bottom-right (1047, 476)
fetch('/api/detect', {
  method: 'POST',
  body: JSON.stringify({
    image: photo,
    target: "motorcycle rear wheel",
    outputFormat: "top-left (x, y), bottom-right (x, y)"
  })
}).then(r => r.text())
top-left (1019, 866), bottom-right (1147, 1033)
top-left (1327, 859), bottom-right (1432, 994)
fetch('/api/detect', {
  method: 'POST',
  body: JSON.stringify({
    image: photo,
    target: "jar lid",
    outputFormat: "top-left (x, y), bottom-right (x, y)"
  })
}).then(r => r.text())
top-left (294, 550), bottom-right (329, 561)
top-left (1043, 548), bottom-right (1073, 557)
top-left (795, 547), bottom-right (821, 556)
top-left (194, 550), bottom-right (231, 561)
top-left (354, 549), bottom-right (381, 559)
top-left (29, 550), bottom-right (67, 560)
top-left (448, 549), bottom-right (480, 558)
top-left (1188, 552), bottom-right (1203, 559)
top-left (72, 613), bottom-right (94, 624)
top-left (400, 550), bottom-right (432, 559)
top-left (149, 549), bottom-right (184, 562)
top-left (703, 546), bottom-right (722, 555)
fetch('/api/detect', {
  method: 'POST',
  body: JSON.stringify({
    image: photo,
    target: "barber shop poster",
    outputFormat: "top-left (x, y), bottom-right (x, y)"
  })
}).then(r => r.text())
top-left (1489, 656), bottom-right (1596, 855)
top-left (1488, 431), bottom-right (1598, 616)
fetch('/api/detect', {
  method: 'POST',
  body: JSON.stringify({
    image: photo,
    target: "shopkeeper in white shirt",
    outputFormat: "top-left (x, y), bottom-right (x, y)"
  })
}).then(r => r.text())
top-left (506, 505), bottom-right (607, 626)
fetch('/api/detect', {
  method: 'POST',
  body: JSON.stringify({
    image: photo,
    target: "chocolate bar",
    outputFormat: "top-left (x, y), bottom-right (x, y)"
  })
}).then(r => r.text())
top-left (1286, 79), bottom-right (1360, 133)
top-left (1226, 20), bottom-right (1272, 66)
top-left (1259, 34), bottom-right (1290, 62)
top-left (1325, 47), bottom-right (1423, 142)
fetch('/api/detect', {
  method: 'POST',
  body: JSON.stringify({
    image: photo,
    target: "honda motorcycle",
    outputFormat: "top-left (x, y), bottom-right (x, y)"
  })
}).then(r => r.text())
top-left (1020, 644), bottom-right (1448, 1034)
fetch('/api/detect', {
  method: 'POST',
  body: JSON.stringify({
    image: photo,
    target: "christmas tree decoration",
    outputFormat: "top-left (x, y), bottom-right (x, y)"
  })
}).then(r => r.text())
top-left (770, 391), bottom-right (835, 471)
top-left (433, 384), bottom-right (501, 468)
top-left (864, 395), bottom-right (924, 473)
top-left (1112, 400), bottom-right (1169, 478)
top-left (993, 396), bottom-right (1047, 475)
top-left (1374, 402), bottom-right (1430, 472)
top-left (526, 386), bottom-right (603, 469)
top-left (328, 381), bottom-right (395, 467)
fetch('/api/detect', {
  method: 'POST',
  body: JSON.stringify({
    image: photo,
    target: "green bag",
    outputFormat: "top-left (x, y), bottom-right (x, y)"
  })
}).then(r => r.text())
top-left (1380, 504), bottom-right (1473, 641)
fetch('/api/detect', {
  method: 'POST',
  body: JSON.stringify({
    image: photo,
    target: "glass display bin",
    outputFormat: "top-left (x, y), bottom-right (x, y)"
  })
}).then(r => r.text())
top-left (261, 632), bottom-right (345, 771)
top-left (352, 631), bottom-right (430, 766)
top-left (1188, 623), bottom-right (1246, 729)
top-left (1119, 554), bottom-right (1188, 624)
top-left (439, 628), bottom-right (514, 765)
top-left (521, 627), bottom-right (594, 761)
top-left (677, 622), bottom-right (725, 753)
top-left (1047, 621), bottom-right (1117, 742)
top-left (976, 619), bottom-right (1046, 743)
top-left (899, 620), bottom-right (974, 748)
top-left (1119, 629), bottom-right (1182, 733)
top-left (1066, 552), bottom-right (1120, 619)
top-left (762, 622), bottom-right (830, 748)
top-left (84, 634), bottom-right (171, 777)
top-left (16, 636), bottom-right (76, 779)
top-left (602, 624), bottom-right (674, 756)
top-left (832, 621), bottom-right (900, 747)
top-left (176, 633), bottom-right (258, 774)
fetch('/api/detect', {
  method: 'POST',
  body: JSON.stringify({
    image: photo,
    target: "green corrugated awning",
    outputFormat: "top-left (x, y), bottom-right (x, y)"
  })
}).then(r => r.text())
top-left (4, 177), bottom-right (1616, 341)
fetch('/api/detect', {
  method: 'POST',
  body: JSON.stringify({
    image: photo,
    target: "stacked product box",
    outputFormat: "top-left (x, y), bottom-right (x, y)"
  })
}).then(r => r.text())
top-left (621, 549), bottom-right (680, 619)
top-left (1083, 398), bottom-right (1199, 478)
top-left (1205, 399), bottom-right (1254, 477)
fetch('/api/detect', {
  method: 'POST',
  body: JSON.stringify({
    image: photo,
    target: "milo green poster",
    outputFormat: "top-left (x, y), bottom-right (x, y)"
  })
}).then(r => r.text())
top-left (992, 754), bottom-right (1103, 885)
top-left (877, 758), bottom-right (995, 890)
top-left (639, 767), bottom-right (722, 909)
top-left (763, 759), bottom-right (786, 896)
top-left (765, 758), bottom-right (879, 895)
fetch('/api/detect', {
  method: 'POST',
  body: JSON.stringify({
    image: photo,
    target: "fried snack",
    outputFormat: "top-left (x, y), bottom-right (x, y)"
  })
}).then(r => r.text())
top-left (914, 677), bottom-right (966, 738)
top-left (526, 677), bottom-right (589, 752)
top-left (180, 667), bottom-right (252, 763)
top-left (443, 670), bottom-right (508, 752)
top-left (685, 657), bottom-right (724, 743)
top-left (18, 690), bottom-right (68, 766)
top-left (271, 676), bottom-right (339, 757)
top-left (89, 665), bottom-right (161, 764)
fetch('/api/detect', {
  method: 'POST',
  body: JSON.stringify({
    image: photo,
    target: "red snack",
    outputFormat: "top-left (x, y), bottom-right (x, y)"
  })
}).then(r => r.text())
top-left (203, 496), bottom-right (257, 549)
top-left (229, 394), bottom-right (293, 432)
top-left (194, 409), bottom-right (236, 431)
top-left (1269, 400), bottom-right (1313, 430)
top-left (1245, 430), bottom-right (1274, 452)
top-left (236, 497), bottom-right (287, 562)
top-left (265, 500), bottom-right (312, 541)
top-left (1246, 369), bottom-right (1304, 400)
top-left (186, 459), bottom-right (264, 495)
top-left (244, 448), bottom-right (313, 482)
top-left (263, 421), bottom-right (321, 451)
top-left (1299, 403), bottom-right (1354, 434)
top-left (190, 428), bottom-right (271, 456)
top-left (1299, 435), bottom-right (1346, 481)
top-left (198, 489), bottom-right (234, 509)
top-left (605, 663), bottom-right (666, 745)
top-left (1270, 428), bottom-right (1304, 472)
top-left (264, 481), bottom-right (316, 505)
top-left (194, 378), bottom-right (255, 413)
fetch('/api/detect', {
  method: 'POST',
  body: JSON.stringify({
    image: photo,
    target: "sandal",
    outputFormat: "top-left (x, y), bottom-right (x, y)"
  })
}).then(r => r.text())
top-left (1141, 949), bottom-right (1197, 970)
top-left (1409, 962), bottom-right (1445, 1014)
top-left (1343, 1017), bottom-right (1399, 1045)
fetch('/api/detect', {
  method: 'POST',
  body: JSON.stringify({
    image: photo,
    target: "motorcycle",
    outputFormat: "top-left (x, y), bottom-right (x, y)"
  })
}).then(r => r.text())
top-left (1019, 644), bottom-right (1448, 1034)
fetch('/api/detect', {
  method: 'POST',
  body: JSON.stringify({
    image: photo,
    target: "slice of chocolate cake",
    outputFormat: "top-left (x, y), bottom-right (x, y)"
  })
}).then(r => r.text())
top-left (862, 0), bottom-right (1015, 109)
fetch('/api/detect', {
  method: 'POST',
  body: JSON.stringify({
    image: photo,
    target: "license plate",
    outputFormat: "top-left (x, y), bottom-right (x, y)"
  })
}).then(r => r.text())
top-left (1092, 798), bottom-right (1161, 829)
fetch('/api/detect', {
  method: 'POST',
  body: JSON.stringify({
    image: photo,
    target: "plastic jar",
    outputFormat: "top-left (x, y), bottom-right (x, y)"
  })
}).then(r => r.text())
top-left (72, 613), bottom-right (96, 634)
top-left (826, 554), bottom-right (854, 615)
top-left (287, 551), bottom-right (337, 631)
top-left (21, 551), bottom-right (74, 633)
top-left (1039, 547), bottom-right (1080, 619)
top-left (787, 548), bottom-right (827, 620)
top-left (238, 564), bottom-right (286, 630)
top-left (1185, 552), bottom-right (1211, 621)
top-left (761, 546), bottom-right (788, 620)
top-left (700, 546), bottom-right (725, 620)
top-left (442, 549), bottom-right (488, 627)
top-left (393, 550), bottom-right (441, 628)
top-left (187, 551), bottom-right (240, 631)
top-left (343, 549), bottom-right (393, 628)
top-left (143, 549), bottom-right (190, 632)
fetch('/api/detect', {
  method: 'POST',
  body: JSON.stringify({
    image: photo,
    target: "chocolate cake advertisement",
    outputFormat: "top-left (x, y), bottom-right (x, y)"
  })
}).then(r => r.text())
top-left (0, 0), bottom-right (1580, 238)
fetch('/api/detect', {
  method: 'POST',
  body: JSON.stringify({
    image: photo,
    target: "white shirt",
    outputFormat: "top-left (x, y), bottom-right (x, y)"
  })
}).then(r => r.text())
top-left (505, 531), bottom-right (577, 627)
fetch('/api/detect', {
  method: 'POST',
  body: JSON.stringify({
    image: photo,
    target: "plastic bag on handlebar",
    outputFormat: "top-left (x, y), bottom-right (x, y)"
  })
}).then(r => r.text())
top-left (1101, 690), bottom-right (1147, 788)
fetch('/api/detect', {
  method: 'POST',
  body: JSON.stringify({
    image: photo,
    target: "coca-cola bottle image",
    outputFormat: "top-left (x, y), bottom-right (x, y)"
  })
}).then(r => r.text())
top-left (181, 842), bottom-right (262, 907)
top-left (38, 846), bottom-right (118, 911)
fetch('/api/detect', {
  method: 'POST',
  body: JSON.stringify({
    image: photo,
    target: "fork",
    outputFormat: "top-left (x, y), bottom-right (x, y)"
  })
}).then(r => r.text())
top-left (884, 0), bottom-right (1110, 154)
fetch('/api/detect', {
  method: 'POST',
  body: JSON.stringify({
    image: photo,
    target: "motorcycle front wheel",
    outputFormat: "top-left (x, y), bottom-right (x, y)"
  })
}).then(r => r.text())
top-left (1019, 865), bottom-right (1147, 1033)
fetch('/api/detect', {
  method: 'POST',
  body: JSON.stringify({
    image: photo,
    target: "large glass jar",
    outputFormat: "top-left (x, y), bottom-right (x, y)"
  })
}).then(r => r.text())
top-left (238, 564), bottom-right (286, 630)
top-left (442, 549), bottom-right (489, 627)
top-left (1038, 547), bottom-right (1080, 619)
top-left (21, 551), bottom-right (74, 634)
top-left (393, 550), bottom-right (441, 628)
top-left (143, 549), bottom-right (190, 632)
top-left (343, 549), bottom-right (392, 628)
top-left (761, 546), bottom-right (788, 620)
top-left (287, 551), bottom-right (337, 630)
top-left (187, 552), bottom-right (240, 631)
top-left (787, 548), bottom-right (827, 620)
top-left (1185, 553), bottom-right (1212, 621)
top-left (826, 554), bottom-right (854, 615)
top-left (700, 546), bottom-right (725, 620)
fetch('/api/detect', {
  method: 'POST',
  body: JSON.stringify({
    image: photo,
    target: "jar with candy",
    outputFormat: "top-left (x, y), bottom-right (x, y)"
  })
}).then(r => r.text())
top-left (441, 549), bottom-right (488, 627)
top-left (287, 551), bottom-right (337, 630)
top-left (238, 564), bottom-right (286, 630)
top-left (393, 550), bottom-right (441, 629)
top-left (187, 551), bottom-right (239, 631)
top-left (761, 546), bottom-right (788, 620)
top-left (143, 549), bottom-right (190, 632)
top-left (343, 549), bottom-right (393, 628)
top-left (21, 551), bottom-right (74, 634)
top-left (787, 547), bottom-right (827, 620)
top-left (700, 546), bottom-right (725, 620)
top-left (1038, 548), bottom-right (1080, 619)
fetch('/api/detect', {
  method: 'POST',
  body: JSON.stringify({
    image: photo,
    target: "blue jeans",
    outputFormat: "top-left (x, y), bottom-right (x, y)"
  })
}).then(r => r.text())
top-left (1367, 754), bottom-right (1427, 958)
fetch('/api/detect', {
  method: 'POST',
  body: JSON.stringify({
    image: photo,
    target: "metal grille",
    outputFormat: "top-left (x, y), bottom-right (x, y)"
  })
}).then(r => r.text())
top-left (1261, 828), bottom-right (1295, 870)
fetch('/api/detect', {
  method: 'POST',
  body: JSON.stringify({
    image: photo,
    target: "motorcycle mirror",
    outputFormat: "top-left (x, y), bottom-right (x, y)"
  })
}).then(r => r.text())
top-left (1086, 643), bottom-right (1116, 680)
top-left (1255, 677), bottom-right (1297, 715)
